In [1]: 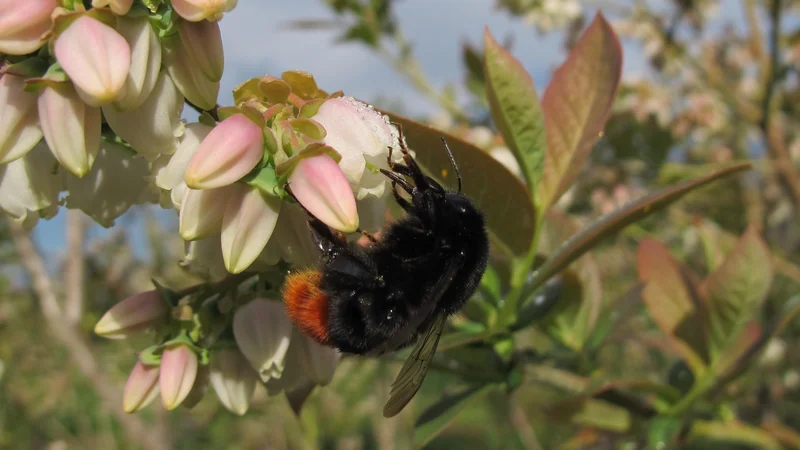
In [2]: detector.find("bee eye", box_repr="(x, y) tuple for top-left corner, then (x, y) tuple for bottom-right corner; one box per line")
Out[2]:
(459, 206), (467, 214)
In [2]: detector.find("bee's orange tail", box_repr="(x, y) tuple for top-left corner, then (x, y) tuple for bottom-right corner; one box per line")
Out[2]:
(282, 270), (332, 346)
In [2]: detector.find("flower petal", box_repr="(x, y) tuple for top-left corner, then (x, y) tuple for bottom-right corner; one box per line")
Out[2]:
(54, 15), (131, 106)
(313, 97), (400, 199)
(154, 122), (212, 191)
(38, 83), (101, 177)
(94, 289), (168, 339)
(171, 0), (234, 21)
(112, 16), (162, 111)
(177, 19), (223, 82)
(0, 74), (42, 164)
(159, 344), (198, 410)
(179, 185), (235, 241)
(0, 0), (56, 55)
(221, 186), (281, 274)
(103, 71), (184, 160)
(210, 349), (257, 415)
(184, 114), (263, 189)
(289, 154), (358, 232)
(64, 141), (151, 227)
(0, 141), (61, 228)
(233, 299), (292, 382)
(123, 361), (160, 413)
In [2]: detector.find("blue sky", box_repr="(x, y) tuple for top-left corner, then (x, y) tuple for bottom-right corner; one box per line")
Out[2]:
(34, 0), (744, 257)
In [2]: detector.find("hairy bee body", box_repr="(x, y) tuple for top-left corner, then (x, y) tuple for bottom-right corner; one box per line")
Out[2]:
(283, 138), (489, 415)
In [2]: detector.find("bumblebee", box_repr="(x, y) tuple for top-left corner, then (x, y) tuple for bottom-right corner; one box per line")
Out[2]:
(283, 137), (489, 417)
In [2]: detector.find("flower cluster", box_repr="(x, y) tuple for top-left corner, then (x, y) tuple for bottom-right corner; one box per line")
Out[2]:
(1, 1), (406, 416)
(0, 0), (232, 227)
(95, 289), (338, 414)
(157, 75), (402, 276)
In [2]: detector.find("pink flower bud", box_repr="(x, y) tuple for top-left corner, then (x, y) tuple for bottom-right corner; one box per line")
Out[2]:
(177, 19), (223, 82)
(38, 83), (101, 177)
(159, 343), (198, 410)
(123, 361), (160, 413)
(94, 289), (168, 339)
(91, 0), (134, 15)
(54, 16), (131, 107)
(209, 349), (257, 415)
(0, 74), (42, 164)
(289, 155), (359, 233)
(184, 114), (263, 189)
(221, 186), (281, 274)
(233, 299), (292, 382)
(171, 0), (236, 22)
(179, 185), (236, 241)
(0, 0), (56, 55)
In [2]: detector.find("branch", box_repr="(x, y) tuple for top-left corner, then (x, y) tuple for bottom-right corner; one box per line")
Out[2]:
(65, 209), (85, 325)
(9, 220), (172, 450)
(760, 0), (782, 132)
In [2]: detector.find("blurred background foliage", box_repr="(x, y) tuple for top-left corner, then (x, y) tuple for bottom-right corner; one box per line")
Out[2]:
(4, 0), (800, 449)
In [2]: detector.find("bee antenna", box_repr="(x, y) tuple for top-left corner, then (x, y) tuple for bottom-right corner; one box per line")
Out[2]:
(440, 137), (462, 193)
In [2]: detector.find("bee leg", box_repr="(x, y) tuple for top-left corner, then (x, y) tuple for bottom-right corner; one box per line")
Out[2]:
(397, 136), (430, 190)
(391, 182), (412, 211)
(308, 217), (349, 258)
(380, 169), (416, 195)
(357, 228), (378, 244)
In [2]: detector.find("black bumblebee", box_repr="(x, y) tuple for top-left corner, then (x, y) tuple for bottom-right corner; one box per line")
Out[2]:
(283, 136), (489, 417)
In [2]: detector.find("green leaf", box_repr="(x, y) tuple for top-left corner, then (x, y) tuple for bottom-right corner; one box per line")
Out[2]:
(483, 28), (546, 199)
(526, 163), (751, 295)
(378, 111), (536, 257)
(539, 13), (623, 212)
(548, 398), (631, 432)
(538, 213), (603, 351)
(712, 299), (800, 391)
(638, 239), (709, 373)
(689, 420), (782, 450)
(703, 226), (773, 361)
(414, 384), (496, 447)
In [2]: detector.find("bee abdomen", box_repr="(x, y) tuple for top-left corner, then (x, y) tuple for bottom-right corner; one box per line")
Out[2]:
(282, 269), (332, 346)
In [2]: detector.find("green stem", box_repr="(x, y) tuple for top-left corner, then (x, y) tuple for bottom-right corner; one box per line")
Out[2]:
(496, 215), (544, 328)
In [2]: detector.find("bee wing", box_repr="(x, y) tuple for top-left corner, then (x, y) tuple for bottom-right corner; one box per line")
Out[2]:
(382, 313), (447, 418)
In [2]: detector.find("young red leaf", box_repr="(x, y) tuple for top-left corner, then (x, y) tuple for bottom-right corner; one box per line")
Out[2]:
(483, 28), (547, 198)
(703, 226), (773, 360)
(638, 239), (708, 373)
(539, 13), (623, 212)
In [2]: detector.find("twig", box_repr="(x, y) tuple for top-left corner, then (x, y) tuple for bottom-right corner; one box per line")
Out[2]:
(756, 0), (800, 208)
(376, 31), (470, 122)
(760, 0), (782, 132)
(509, 402), (544, 450)
(65, 209), (85, 325)
(185, 100), (220, 122)
(9, 220), (172, 450)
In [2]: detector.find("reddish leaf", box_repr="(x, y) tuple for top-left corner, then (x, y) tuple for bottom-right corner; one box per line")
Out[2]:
(539, 13), (623, 211)
(638, 239), (709, 373)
